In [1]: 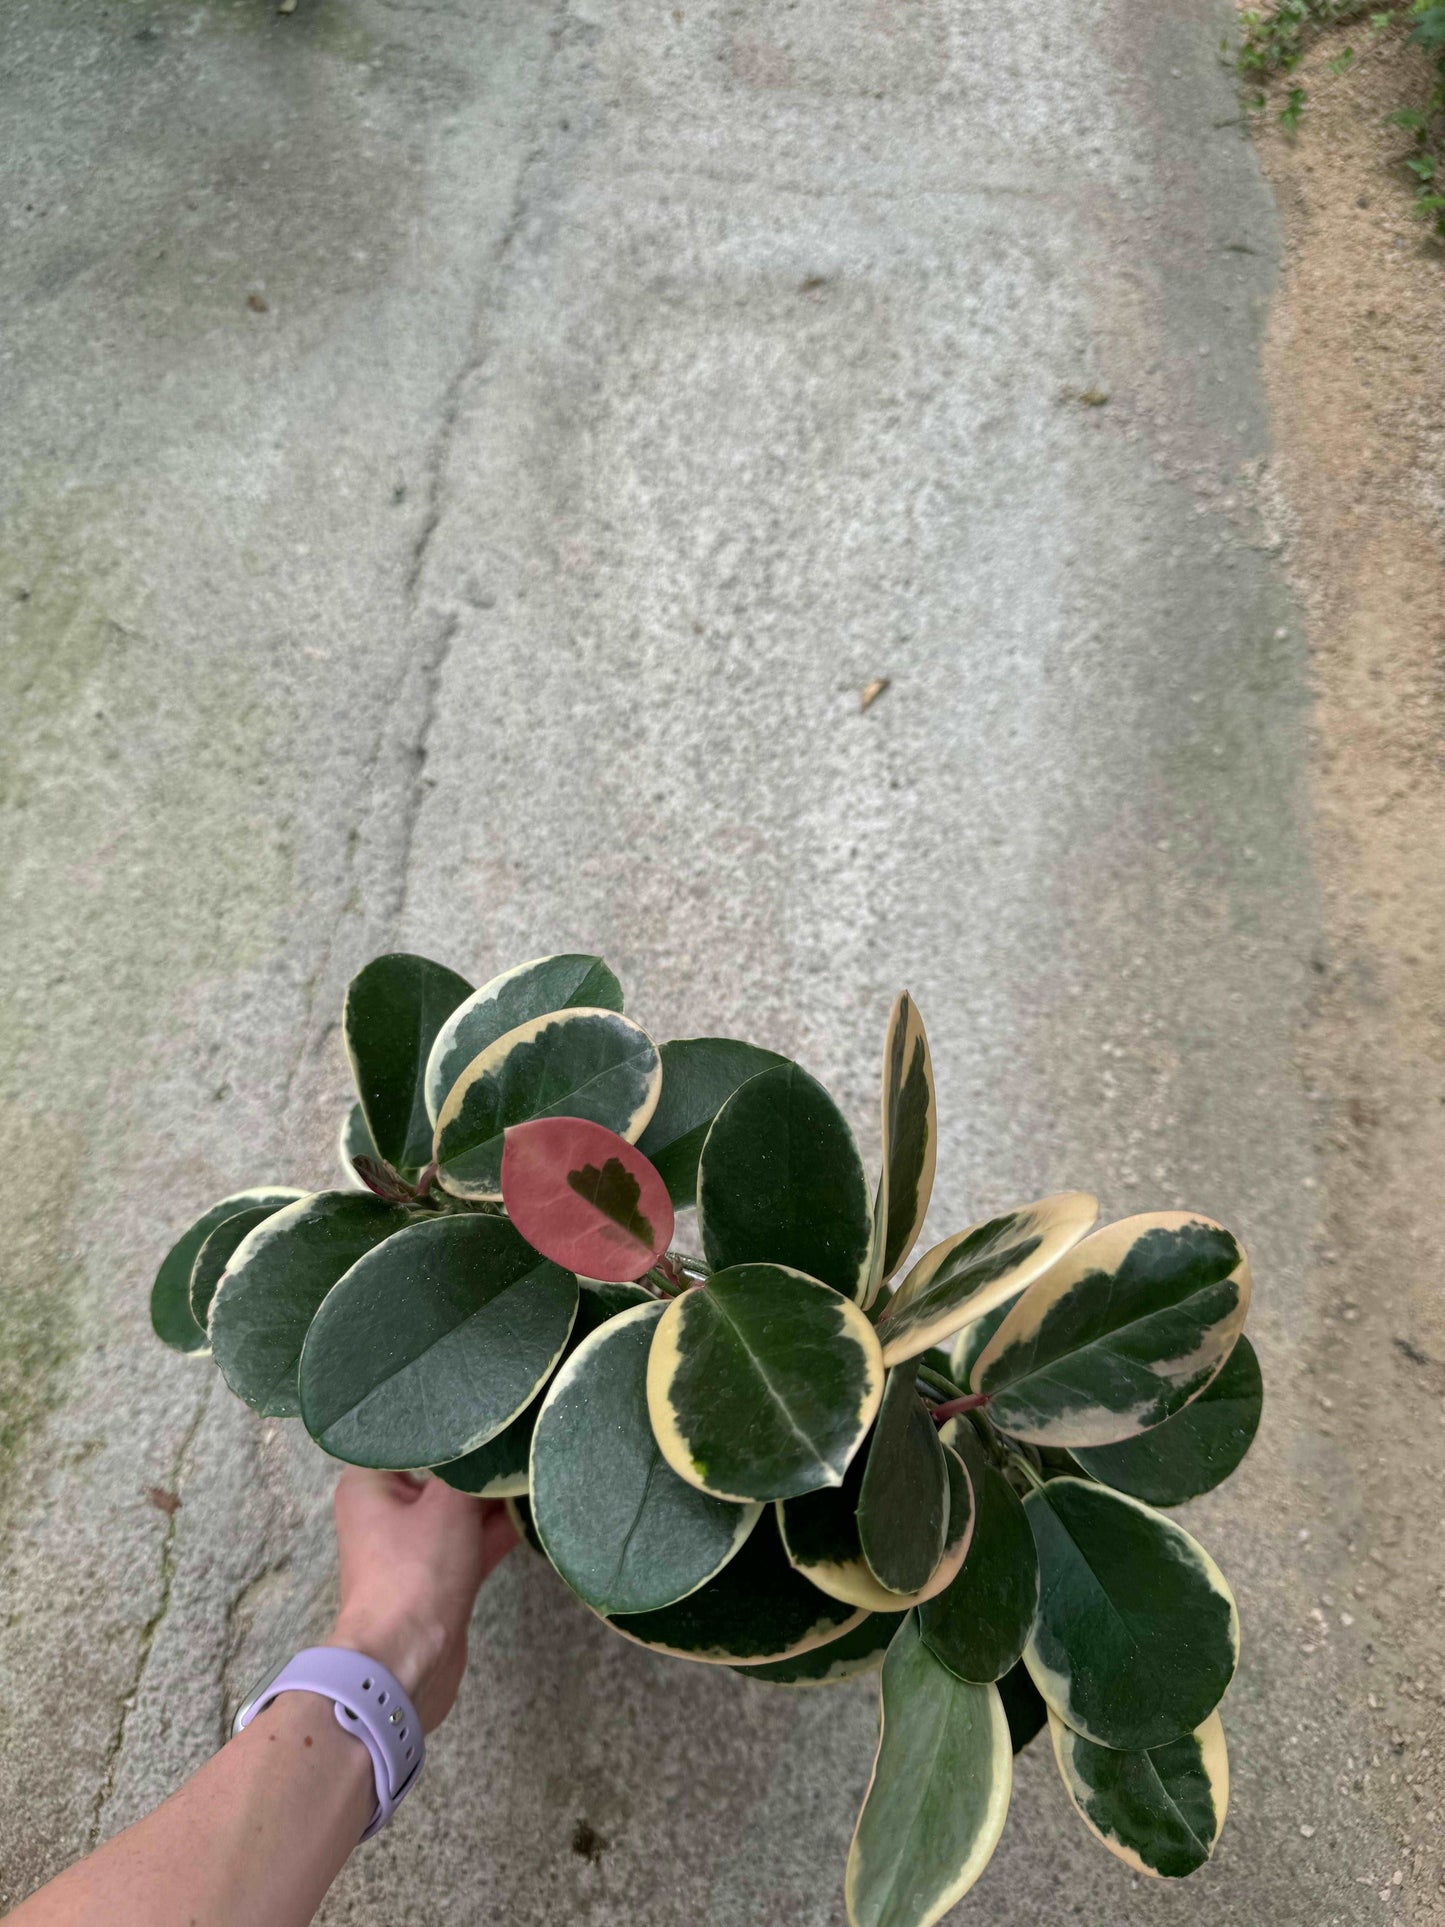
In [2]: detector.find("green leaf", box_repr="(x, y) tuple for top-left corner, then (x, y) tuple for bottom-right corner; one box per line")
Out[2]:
(151, 1188), (305, 1354)
(635, 1038), (786, 1206)
(209, 1193), (411, 1413)
(607, 1508), (867, 1665)
(338, 1102), (379, 1189)
(530, 1301), (760, 1614)
(189, 1204), (289, 1333)
(1023, 1478), (1239, 1750)
(422, 954), (623, 1124)
(918, 1417), (1039, 1684)
(1071, 1335), (1263, 1505)
(647, 1263), (883, 1502)
(998, 1661), (1048, 1754)
(857, 1366), (949, 1593)
(1050, 1709), (1229, 1878)
(343, 953), (473, 1177)
(948, 1300), (1011, 1386)
(696, 1061), (873, 1301)
(505, 1492), (545, 1557)
(735, 1610), (906, 1686)
(972, 1213), (1252, 1447)
(877, 992), (937, 1284)
(299, 1214), (578, 1467)
(778, 1441), (972, 1614)
(845, 1615), (1012, 1927)
(434, 1281), (651, 1497)
(434, 1008), (662, 1202)
(878, 1192), (1097, 1367)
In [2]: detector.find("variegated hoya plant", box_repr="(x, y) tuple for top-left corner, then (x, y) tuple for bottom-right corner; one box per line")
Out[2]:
(152, 952), (1262, 1925)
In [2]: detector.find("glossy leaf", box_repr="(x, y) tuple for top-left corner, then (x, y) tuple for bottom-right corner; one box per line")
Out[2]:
(635, 1037), (787, 1206)
(696, 1061), (873, 1301)
(423, 954), (623, 1124)
(876, 992), (937, 1285)
(998, 1661), (1048, 1755)
(949, 1299), (1011, 1387)
(434, 1282), (650, 1497)
(500, 1117), (673, 1282)
(530, 1302), (760, 1614)
(845, 1615), (1012, 1927)
(1050, 1709), (1229, 1878)
(737, 1611), (906, 1686)
(338, 1103), (379, 1190)
(973, 1213), (1253, 1447)
(343, 953), (472, 1177)
(189, 1204), (286, 1332)
(150, 1188), (306, 1355)
(434, 1008), (662, 1202)
(209, 1193), (411, 1414)
(647, 1263), (883, 1502)
(606, 1508), (867, 1665)
(857, 1366), (949, 1594)
(779, 1443), (972, 1614)
(878, 1192), (1097, 1367)
(299, 1214), (578, 1467)
(918, 1417), (1038, 1684)
(1023, 1478), (1239, 1750)
(1072, 1335), (1263, 1505)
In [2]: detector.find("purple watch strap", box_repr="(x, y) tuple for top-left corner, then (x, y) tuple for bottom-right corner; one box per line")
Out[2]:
(234, 1646), (424, 1839)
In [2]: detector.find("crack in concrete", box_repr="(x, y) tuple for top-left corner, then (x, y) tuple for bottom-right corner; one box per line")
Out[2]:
(87, 1381), (213, 1849)
(216, 1554), (292, 1748)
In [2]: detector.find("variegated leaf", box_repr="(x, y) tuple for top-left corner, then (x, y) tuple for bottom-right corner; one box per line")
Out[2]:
(434, 1007), (662, 1202)
(972, 1213), (1252, 1448)
(778, 1443), (973, 1614)
(872, 992), (937, 1293)
(189, 1202), (297, 1333)
(500, 1116), (673, 1282)
(647, 1263), (883, 1503)
(1072, 1334), (1262, 1505)
(1023, 1478), (1239, 1751)
(1050, 1709), (1229, 1878)
(877, 1192), (1097, 1367)
(208, 1192), (412, 1413)
(530, 1302), (760, 1615)
(150, 1188), (306, 1355)
(736, 1610), (906, 1686)
(845, 1614), (1012, 1927)
(422, 953), (623, 1124)
(605, 1508), (867, 1665)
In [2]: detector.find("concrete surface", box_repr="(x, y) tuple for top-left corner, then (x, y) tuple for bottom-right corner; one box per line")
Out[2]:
(0, 0), (1399, 1919)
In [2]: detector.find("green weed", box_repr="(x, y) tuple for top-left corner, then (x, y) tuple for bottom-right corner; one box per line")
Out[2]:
(1233, 0), (1445, 235)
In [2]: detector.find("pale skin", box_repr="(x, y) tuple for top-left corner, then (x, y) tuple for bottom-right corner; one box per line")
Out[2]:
(7, 1470), (516, 1927)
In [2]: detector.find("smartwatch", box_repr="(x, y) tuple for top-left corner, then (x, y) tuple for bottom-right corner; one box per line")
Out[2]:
(232, 1646), (424, 1839)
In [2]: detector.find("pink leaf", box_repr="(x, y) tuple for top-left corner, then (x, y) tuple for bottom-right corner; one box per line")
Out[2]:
(501, 1117), (674, 1282)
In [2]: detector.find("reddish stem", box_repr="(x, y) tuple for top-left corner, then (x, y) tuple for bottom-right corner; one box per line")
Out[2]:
(929, 1393), (991, 1426)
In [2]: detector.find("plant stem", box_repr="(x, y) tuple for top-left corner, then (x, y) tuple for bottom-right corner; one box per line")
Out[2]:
(915, 1361), (965, 1402)
(928, 1392), (992, 1427)
(1005, 1448), (1045, 1491)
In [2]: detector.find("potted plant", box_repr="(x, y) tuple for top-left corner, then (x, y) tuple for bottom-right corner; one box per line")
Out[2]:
(152, 951), (1261, 1925)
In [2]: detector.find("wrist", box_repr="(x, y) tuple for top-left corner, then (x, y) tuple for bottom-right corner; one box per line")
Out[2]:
(325, 1608), (447, 1703)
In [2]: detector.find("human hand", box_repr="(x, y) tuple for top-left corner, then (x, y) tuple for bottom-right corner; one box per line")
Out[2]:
(326, 1470), (517, 1733)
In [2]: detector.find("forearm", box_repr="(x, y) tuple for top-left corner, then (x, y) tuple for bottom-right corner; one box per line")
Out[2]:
(9, 1691), (374, 1927)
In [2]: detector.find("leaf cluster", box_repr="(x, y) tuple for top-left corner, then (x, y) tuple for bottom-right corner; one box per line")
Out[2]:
(152, 952), (1262, 1923)
(1234, 0), (1445, 232)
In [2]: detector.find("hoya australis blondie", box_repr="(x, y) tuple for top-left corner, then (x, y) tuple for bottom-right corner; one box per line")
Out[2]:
(153, 951), (1260, 1924)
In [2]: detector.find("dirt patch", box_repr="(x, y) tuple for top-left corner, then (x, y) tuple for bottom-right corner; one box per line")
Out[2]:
(1247, 19), (1445, 1919)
